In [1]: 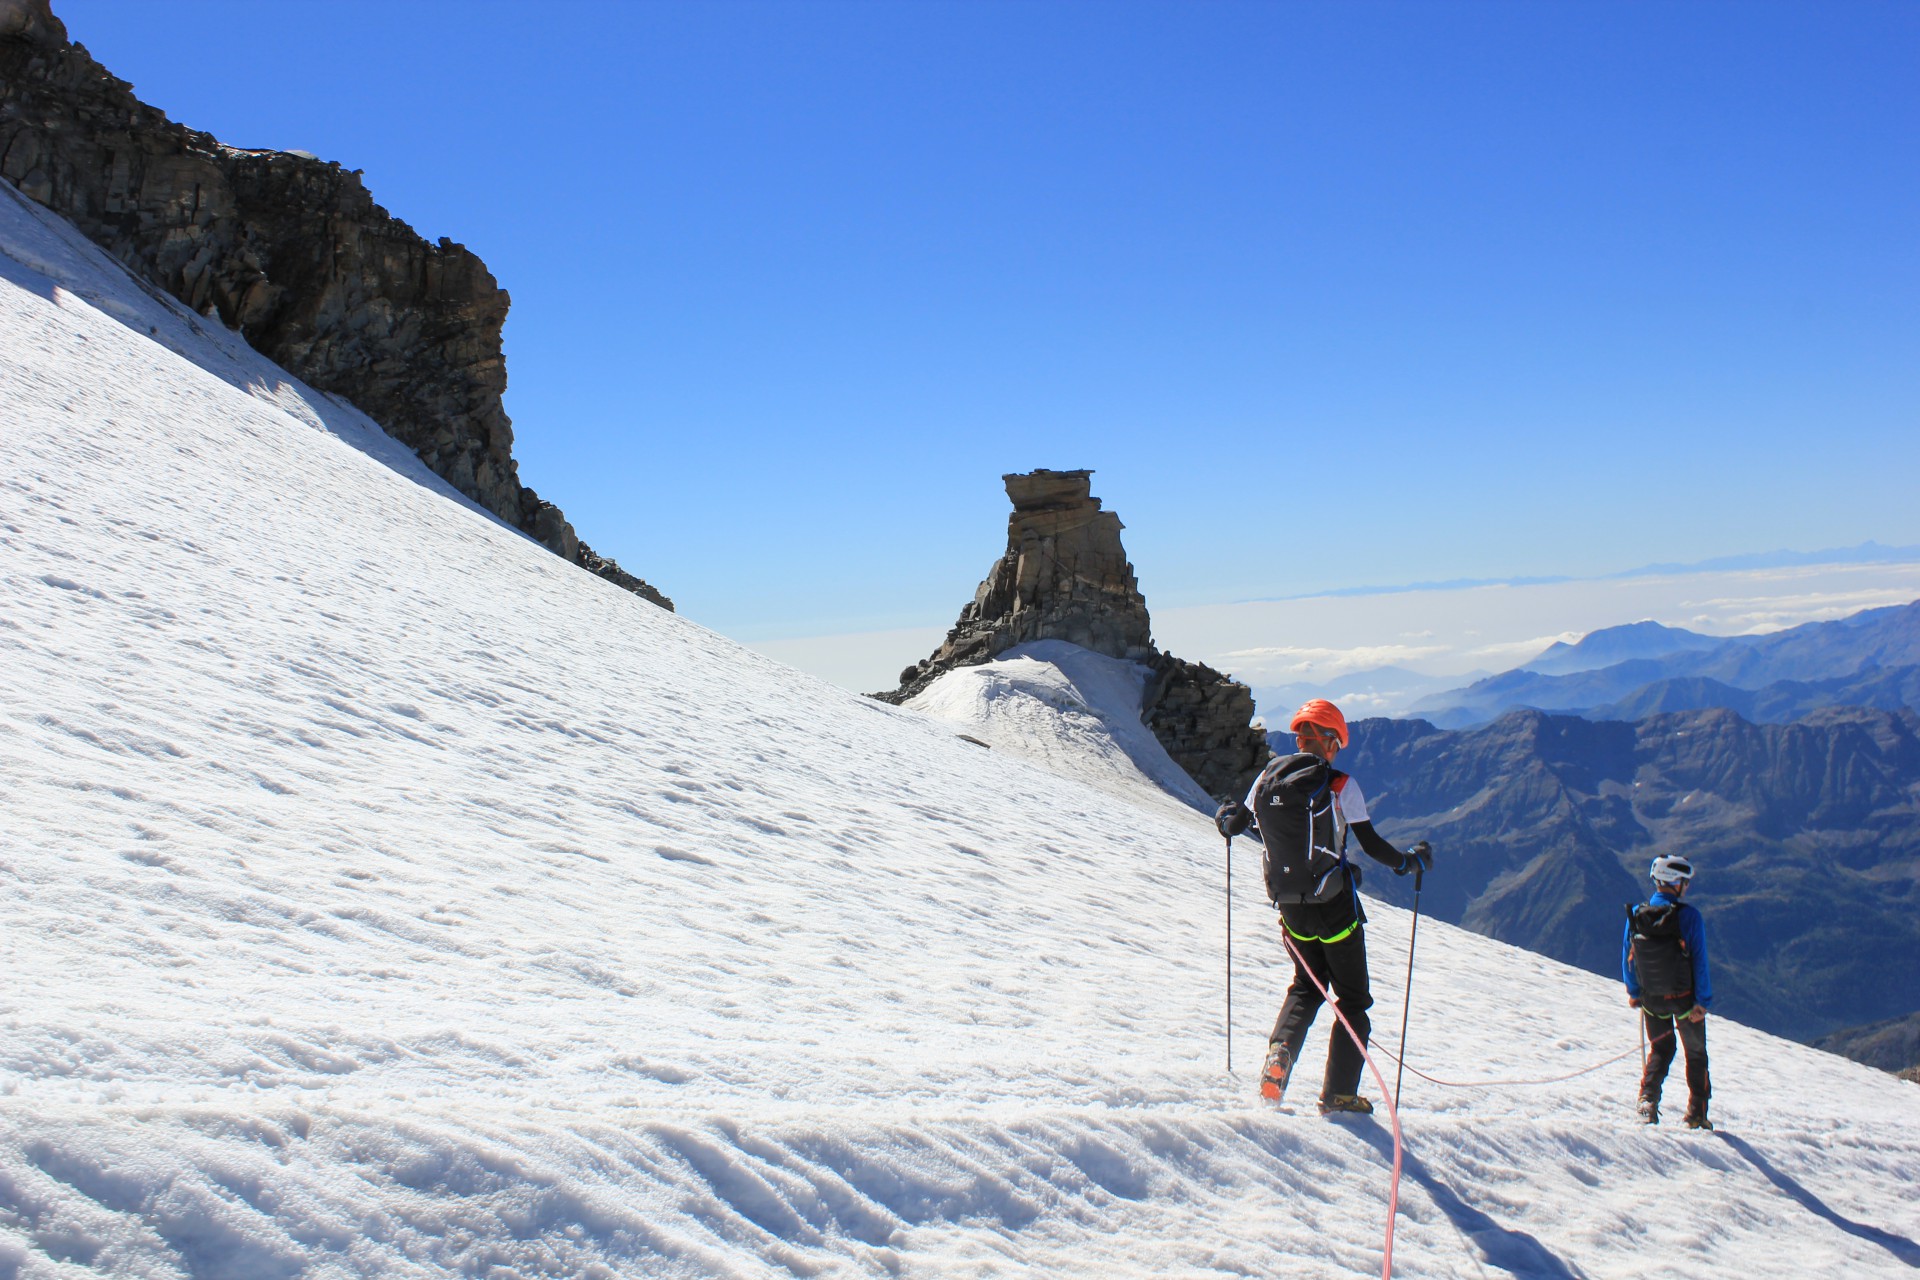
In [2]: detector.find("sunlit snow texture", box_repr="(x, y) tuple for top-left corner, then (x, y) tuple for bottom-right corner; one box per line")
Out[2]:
(3, 181), (1918, 1279)
(904, 640), (1215, 815)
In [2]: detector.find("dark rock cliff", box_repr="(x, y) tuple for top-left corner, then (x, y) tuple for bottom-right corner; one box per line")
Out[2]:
(0, 1), (670, 608)
(879, 469), (1268, 803)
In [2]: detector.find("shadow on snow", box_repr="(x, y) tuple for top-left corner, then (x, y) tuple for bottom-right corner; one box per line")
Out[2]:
(1713, 1131), (1920, 1270)
(1343, 1117), (1589, 1280)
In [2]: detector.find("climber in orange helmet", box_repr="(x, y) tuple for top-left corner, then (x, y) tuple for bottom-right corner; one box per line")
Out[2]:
(1215, 699), (1433, 1114)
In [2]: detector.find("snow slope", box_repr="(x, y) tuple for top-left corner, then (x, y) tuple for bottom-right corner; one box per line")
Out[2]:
(2, 181), (1918, 1279)
(904, 640), (1215, 816)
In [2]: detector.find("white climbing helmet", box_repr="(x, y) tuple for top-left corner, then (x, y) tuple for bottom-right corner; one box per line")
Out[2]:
(1649, 854), (1695, 887)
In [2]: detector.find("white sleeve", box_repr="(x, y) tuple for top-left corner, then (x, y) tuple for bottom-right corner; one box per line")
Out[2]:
(1243, 757), (1274, 809)
(1336, 776), (1370, 825)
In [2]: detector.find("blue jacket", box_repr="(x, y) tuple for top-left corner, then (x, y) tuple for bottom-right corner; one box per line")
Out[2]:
(1621, 891), (1712, 1009)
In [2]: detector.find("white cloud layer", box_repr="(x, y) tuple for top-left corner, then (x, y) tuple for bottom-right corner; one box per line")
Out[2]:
(755, 562), (1920, 696)
(1212, 643), (1451, 679)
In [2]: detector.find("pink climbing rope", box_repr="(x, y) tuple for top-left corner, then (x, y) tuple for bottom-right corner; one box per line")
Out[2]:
(1280, 929), (1405, 1280)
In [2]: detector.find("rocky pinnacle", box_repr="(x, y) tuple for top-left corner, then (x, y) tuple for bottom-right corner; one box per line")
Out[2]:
(881, 469), (1268, 802)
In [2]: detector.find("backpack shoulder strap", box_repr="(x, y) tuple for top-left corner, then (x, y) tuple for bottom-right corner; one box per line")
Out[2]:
(1327, 769), (1351, 853)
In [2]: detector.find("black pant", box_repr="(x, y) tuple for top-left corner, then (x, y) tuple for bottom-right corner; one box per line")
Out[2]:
(1271, 924), (1374, 1100)
(1640, 1010), (1710, 1114)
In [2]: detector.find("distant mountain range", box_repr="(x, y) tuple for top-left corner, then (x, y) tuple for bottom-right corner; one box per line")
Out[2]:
(1414, 599), (1920, 728)
(1814, 1011), (1920, 1075)
(1519, 619), (1725, 677)
(1334, 705), (1920, 1044)
(1585, 665), (1920, 725)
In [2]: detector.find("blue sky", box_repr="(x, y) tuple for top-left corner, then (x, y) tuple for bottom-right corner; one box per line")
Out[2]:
(60, 0), (1920, 644)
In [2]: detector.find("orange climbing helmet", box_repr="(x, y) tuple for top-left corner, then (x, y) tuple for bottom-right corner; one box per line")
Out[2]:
(1289, 699), (1350, 749)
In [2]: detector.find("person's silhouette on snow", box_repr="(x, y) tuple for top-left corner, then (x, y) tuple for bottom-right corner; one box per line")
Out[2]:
(1216, 699), (1432, 1115)
(1625, 854), (1714, 1129)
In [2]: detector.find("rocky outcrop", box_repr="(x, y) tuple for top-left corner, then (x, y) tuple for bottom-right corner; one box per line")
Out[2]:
(889, 469), (1154, 693)
(1141, 652), (1271, 805)
(0, 3), (670, 609)
(880, 469), (1267, 802)
(0, 0), (63, 43)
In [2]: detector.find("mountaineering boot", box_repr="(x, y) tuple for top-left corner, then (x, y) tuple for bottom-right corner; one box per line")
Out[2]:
(1683, 1104), (1712, 1131)
(1638, 1096), (1659, 1125)
(1318, 1094), (1374, 1115)
(1258, 1042), (1293, 1103)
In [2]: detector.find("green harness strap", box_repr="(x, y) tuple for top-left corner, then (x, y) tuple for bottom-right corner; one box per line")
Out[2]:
(1282, 917), (1359, 945)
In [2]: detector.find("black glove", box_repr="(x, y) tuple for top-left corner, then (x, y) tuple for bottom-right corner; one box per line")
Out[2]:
(1215, 800), (1251, 837)
(1396, 840), (1432, 876)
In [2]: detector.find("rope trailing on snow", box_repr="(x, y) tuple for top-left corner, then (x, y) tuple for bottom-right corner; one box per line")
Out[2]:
(1377, 1010), (1674, 1092)
(1370, 1039), (1643, 1090)
(1280, 929), (1405, 1280)
(1265, 879), (1678, 1274)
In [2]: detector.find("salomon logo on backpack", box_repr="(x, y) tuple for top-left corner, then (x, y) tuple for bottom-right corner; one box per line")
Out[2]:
(1251, 752), (1349, 906)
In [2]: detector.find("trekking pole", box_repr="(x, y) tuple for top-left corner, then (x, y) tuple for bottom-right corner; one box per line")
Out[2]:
(1223, 834), (1233, 1075)
(1392, 865), (1424, 1109)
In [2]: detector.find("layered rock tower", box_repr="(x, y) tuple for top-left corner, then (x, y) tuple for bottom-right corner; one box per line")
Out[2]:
(881, 469), (1268, 802)
(0, 1), (669, 607)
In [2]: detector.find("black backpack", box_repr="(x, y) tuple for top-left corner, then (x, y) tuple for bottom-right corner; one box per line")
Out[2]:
(1626, 901), (1694, 1016)
(1252, 752), (1350, 906)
